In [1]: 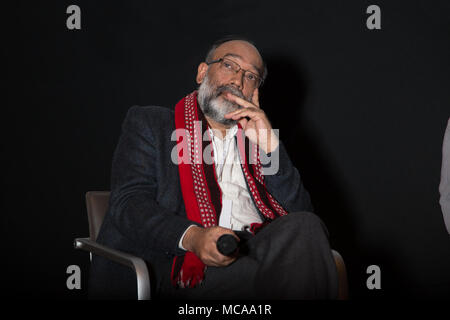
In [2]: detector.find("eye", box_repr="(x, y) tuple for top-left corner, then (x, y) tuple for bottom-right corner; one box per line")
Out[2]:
(246, 73), (257, 81)
(223, 61), (233, 69)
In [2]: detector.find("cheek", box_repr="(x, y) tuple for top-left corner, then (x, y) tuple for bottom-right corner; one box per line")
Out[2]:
(244, 89), (254, 101)
(208, 70), (226, 85)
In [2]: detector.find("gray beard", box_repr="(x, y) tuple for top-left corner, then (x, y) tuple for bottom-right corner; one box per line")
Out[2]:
(197, 74), (251, 126)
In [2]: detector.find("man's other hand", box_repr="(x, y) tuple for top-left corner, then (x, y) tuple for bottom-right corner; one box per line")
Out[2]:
(182, 226), (239, 267)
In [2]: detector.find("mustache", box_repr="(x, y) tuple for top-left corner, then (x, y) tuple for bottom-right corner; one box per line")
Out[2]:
(214, 85), (247, 101)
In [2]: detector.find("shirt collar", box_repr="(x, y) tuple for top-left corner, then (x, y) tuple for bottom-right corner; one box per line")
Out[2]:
(208, 124), (238, 141)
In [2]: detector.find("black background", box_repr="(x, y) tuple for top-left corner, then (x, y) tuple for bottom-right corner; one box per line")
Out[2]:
(3, 0), (450, 299)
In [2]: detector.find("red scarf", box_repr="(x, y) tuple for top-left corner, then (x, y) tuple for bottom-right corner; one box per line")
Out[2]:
(171, 91), (288, 288)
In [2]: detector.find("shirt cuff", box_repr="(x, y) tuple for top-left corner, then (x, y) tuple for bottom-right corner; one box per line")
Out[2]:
(178, 224), (198, 251)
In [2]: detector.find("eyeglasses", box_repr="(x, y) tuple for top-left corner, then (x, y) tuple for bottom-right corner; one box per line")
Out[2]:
(206, 57), (263, 88)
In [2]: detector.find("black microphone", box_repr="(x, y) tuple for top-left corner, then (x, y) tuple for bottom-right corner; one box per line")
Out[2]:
(216, 234), (239, 256)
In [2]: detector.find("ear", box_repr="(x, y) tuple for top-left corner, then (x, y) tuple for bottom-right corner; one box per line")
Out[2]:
(196, 62), (208, 84)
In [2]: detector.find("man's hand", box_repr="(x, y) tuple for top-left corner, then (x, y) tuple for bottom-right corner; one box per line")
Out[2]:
(182, 226), (239, 267)
(224, 88), (279, 154)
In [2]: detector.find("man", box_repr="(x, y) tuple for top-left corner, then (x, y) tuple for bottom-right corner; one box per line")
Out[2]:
(89, 37), (338, 299)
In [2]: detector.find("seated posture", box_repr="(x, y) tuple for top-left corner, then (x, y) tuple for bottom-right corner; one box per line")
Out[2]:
(89, 37), (339, 299)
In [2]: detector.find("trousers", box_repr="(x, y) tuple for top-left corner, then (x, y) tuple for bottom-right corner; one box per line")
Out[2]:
(154, 211), (339, 300)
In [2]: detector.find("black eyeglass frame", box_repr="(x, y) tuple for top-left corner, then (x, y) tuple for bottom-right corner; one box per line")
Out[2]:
(206, 57), (264, 88)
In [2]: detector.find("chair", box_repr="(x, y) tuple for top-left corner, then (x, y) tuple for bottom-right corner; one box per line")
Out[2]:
(74, 191), (151, 300)
(75, 191), (348, 300)
(333, 249), (349, 300)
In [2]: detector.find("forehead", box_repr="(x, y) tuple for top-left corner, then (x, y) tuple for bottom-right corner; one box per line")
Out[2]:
(212, 40), (264, 74)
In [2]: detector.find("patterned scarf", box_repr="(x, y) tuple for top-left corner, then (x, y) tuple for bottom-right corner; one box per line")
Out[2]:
(171, 91), (288, 288)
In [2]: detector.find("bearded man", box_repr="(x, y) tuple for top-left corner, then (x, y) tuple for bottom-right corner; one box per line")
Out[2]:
(89, 37), (339, 299)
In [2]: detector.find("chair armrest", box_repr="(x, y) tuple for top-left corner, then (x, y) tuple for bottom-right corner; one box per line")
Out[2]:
(74, 237), (151, 300)
(331, 249), (348, 300)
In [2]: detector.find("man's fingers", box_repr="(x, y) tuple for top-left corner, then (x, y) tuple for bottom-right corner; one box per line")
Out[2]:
(199, 227), (239, 267)
(221, 256), (236, 266)
(215, 253), (236, 266)
(225, 93), (254, 109)
(252, 88), (260, 108)
(224, 104), (261, 117)
(206, 248), (236, 267)
(225, 108), (261, 121)
(207, 257), (235, 267)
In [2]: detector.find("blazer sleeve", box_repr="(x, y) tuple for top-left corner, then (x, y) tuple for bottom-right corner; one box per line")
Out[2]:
(439, 118), (450, 234)
(108, 106), (197, 258)
(261, 140), (314, 213)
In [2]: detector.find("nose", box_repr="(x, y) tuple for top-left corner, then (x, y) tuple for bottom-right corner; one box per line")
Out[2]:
(229, 70), (245, 90)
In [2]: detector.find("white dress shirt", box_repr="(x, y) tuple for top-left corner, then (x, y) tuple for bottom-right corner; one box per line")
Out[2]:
(178, 125), (262, 250)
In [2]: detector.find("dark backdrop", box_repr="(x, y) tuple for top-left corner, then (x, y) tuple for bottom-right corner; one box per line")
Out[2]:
(3, 0), (450, 299)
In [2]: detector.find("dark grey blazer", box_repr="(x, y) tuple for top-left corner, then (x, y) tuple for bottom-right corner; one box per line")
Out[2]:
(89, 105), (313, 299)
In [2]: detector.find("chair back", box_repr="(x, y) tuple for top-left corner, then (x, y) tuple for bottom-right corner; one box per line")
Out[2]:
(86, 191), (111, 240)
